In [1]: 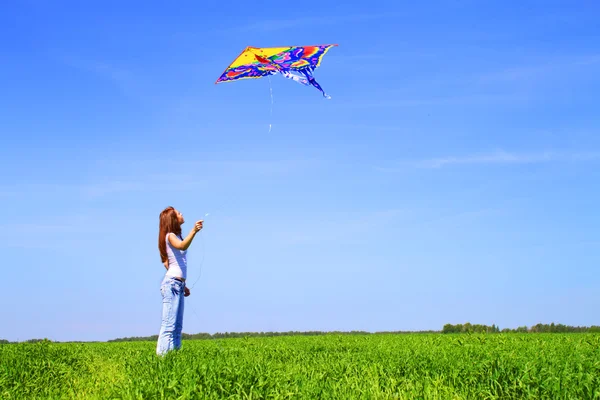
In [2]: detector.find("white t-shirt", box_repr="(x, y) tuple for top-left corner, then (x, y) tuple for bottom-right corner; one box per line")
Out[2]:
(164, 233), (187, 280)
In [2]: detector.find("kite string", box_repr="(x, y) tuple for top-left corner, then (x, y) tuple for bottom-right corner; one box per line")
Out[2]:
(184, 217), (225, 353)
(189, 212), (209, 290)
(187, 296), (225, 353)
(188, 230), (204, 290)
(268, 75), (274, 132)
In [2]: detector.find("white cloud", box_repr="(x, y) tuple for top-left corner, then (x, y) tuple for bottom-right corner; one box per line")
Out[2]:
(372, 150), (600, 172)
(0, 158), (323, 199)
(476, 54), (600, 84)
(417, 150), (600, 169)
(217, 12), (399, 33)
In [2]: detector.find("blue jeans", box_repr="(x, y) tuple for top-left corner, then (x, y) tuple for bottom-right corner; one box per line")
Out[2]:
(156, 276), (185, 355)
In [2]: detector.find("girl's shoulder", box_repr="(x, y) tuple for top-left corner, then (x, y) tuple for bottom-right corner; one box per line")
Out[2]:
(166, 232), (183, 242)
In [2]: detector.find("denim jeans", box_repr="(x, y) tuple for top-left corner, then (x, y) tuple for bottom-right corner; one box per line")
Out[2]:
(156, 276), (185, 355)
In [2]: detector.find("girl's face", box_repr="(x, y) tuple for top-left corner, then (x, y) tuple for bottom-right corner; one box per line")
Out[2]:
(175, 209), (184, 225)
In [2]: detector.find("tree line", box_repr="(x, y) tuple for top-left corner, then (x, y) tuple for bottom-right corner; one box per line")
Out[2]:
(107, 330), (384, 342)
(106, 323), (600, 342)
(2, 323), (598, 343)
(442, 322), (600, 334)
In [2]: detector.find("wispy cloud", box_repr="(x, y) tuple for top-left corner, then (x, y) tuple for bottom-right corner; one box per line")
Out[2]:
(419, 207), (502, 228)
(477, 54), (600, 84)
(0, 217), (107, 249)
(376, 150), (600, 171)
(59, 55), (137, 94)
(0, 190), (18, 198)
(225, 207), (412, 246)
(74, 159), (321, 198)
(335, 93), (531, 109)
(241, 12), (395, 32)
(205, 12), (401, 36)
(79, 171), (211, 198)
(0, 158), (323, 199)
(54, 54), (166, 104)
(418, 150), (600, 169)
(80, 179), (185, 198)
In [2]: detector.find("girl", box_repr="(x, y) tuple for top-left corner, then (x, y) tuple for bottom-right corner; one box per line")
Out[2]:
(156, 206), (203, 355)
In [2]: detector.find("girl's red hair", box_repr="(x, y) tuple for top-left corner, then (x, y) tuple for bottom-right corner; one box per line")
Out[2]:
(158, 206), (182, 263)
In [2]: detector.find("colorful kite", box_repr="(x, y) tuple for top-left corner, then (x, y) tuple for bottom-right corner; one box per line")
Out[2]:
(215, 44), (337, 98)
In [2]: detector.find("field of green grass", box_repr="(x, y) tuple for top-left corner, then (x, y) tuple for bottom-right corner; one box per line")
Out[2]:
(2, 333), (599, 399)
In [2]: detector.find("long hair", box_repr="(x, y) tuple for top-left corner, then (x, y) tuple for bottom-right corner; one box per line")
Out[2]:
(158, 206), (182, 263)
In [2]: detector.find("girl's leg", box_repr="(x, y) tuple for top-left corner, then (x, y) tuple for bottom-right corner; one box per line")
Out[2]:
(174, 285), (185, 350)
(156, 278), (183, 355)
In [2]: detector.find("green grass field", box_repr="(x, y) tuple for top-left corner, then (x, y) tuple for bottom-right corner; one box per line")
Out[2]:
(2, 333), (599, 399)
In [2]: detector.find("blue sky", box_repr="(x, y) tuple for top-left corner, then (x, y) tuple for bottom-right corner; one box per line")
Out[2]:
(2, 0), (599, 342)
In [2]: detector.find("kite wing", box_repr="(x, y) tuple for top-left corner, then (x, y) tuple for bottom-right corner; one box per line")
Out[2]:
(215, 44), (337, 98)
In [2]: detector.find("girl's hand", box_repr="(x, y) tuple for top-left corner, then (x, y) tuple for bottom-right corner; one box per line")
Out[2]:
(193, 220), (203, 232)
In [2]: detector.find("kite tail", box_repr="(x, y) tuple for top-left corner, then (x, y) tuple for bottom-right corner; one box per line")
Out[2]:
(302, 70), (331, 99)
(280, 69), (331, 99)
